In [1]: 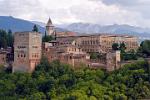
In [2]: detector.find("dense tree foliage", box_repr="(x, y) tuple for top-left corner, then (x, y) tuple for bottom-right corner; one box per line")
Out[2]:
(119, 42), (126, 52)
(138, 40), (150, 57)
(42, 32), (54, 42)
(112, 42), (126, 51)
(0, 57), (150, 99)
(90, 53), (105, 60)
(112, 43), (119, 50)
(42, 35), (54, 42)
(0, 29), (8, 49)
(112, 42), (138, 61)
(0, 29), (14, 49)
(122, 49), (138, 61)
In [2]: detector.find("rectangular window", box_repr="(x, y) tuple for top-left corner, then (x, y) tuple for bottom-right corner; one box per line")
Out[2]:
(18, 46), (26, 49)
(32, 46), (38, 48)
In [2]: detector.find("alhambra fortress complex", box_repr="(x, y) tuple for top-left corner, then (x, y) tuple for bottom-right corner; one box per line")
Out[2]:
(0, 18), (139, 73)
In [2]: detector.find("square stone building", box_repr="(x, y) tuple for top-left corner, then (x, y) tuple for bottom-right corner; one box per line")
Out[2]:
(13, 32), (42, 73)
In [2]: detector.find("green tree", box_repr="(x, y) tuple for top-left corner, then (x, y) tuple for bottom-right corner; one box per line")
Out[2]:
(123, 50), (137, 61)
(119, 42), (126, 52)
(42, 35), (53, 42)
(90, 53), (98, 59)
(0, 29), (7, 49)
(32, 25), (39, 32)
(0, 55), (150, 99)
(112, 43), (119, 50)
(7, 29), (13, 47)
(139, 40), (150, 57)
(28, 92), (46, 100)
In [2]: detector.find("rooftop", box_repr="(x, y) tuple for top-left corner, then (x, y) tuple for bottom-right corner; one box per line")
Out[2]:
(57, 33), (136, 38)
(46, 17), (53, 26)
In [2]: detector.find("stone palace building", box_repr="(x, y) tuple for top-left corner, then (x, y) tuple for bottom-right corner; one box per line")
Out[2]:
(13, 32), (42, 73)
(0, 18), (139, 73)
(56, 34), (138, 53)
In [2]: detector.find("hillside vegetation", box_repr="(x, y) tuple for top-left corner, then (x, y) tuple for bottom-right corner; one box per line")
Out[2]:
(0, 57), (150, 100)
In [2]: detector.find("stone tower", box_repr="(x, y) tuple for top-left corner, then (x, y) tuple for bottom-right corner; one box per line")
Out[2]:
(13, 32), (42, 73)
(106, 51), (121, 71)
(46, 18), (55, 36)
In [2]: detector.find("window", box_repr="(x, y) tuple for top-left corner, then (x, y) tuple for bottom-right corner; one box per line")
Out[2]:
(32, 46), (38, 48)
(18, 46), (26, 49)
(19, 34), (25, 36)
(93, 41), (95, 45)
(70, 56), (72, 59)
(2, 57), (5, 61)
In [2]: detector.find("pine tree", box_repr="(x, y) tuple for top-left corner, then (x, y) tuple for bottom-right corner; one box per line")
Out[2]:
(7, 29), (13, 47)
(32, 25), (39, 32)
(0, 30), (7, 49)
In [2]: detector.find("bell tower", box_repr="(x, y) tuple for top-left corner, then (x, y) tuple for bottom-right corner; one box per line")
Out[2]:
(46, 17), (55, 36)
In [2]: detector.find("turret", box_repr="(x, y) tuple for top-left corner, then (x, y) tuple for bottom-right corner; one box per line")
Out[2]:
(46, 17), (55, 36)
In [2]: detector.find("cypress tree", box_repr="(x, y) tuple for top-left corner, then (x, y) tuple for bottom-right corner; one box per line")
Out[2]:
(32, 25), (39, 32)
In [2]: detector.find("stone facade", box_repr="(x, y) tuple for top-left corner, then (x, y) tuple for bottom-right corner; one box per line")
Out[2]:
(106, 51), (121, 71)
(0, 48), (14, 67)
(88, 51), (121, 71)
(56, 32), (76, 37)
(54, 34), (138, 71)
(0, 50), (7, 65)
(43, 42), (90, 68)
(57, 34), (139, 53)
(99, 35), (138, 52)
(13, 32), (42, 73)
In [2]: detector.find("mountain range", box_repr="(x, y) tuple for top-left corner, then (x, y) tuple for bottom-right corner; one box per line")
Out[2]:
(0, 16), (150, 41)
(64, 23), (150, 41)
(0, 16), (66, 33)
(0, 16), (45, 33)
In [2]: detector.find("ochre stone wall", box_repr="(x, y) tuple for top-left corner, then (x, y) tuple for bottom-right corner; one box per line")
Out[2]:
(13, 32), (42, 73)
(0, 52), (7, 65)
(43, 42), (89, 68)
(57, 34), (139, 53)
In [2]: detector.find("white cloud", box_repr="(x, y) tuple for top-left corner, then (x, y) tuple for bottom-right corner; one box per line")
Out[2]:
(0, 0), (150, 27)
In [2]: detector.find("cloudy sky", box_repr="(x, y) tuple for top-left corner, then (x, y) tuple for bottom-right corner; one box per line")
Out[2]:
(0, 0), (150, 27)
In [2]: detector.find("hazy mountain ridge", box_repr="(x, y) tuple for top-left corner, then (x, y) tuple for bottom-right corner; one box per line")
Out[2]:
(0, 16), (67, 33)
(31, 21), (68, 32)
(0, 16), (150, 41)
(0, 16), (45, 33)
(65, 23), (150, 34)
(31, 21), (45, 27)
(62, 23), (150, 41)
